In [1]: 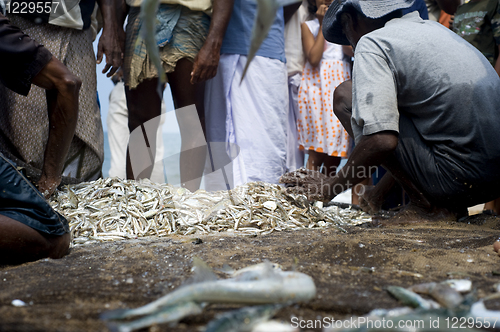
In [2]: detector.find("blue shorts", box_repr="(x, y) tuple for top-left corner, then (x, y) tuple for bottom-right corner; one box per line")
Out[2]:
(0, 153), (69, 236)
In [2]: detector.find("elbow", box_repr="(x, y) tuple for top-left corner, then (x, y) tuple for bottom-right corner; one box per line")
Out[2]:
(309, 58), (321, 68)
(368, 132), (399, 155)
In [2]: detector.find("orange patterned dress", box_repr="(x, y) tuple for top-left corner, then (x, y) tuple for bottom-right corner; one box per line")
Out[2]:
(297, 18), (351, 157)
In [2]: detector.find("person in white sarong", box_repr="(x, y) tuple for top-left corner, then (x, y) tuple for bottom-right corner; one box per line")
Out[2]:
(203, 0), (289, 191)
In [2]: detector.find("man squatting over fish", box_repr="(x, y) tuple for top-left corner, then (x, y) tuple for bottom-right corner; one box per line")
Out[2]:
(281, 0), (500, 224)
(0, 12), (81, 265)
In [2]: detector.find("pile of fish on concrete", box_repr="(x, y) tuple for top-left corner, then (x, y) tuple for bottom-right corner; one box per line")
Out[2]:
(324, 279), (500, 331)
(101, 258), (314, 332)
(49, 178), (370, 246)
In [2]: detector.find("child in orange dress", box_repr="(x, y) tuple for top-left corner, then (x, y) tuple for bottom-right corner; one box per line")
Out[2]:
(297, 0), (352, 177)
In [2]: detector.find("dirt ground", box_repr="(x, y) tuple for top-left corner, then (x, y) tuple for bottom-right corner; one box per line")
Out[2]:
(2, 215), (500, 332)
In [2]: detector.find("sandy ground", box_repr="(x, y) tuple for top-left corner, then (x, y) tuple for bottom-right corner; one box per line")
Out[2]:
(2, 214), (500, 332)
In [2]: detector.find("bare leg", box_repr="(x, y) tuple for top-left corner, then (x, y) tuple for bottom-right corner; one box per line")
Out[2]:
(306, 150), (325, 172)
(31, 56), (81, 197)
(323, 155), (341, 177)
(125, 79), (163, 180)
(167, 58), (206, 192)
(0, 215), (70, 265)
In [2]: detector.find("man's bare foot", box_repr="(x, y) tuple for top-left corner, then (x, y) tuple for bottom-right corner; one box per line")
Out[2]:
(372, 203), (457, 226)
(358, 185), (384, 214)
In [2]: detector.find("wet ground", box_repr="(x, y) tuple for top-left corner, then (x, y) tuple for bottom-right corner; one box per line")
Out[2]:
(2, 215), (500, 332)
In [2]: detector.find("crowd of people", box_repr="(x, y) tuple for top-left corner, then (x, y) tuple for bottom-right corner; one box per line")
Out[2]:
(1, 0), (500, 264)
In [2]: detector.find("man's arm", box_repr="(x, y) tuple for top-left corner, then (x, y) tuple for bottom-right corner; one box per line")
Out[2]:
(190, 0), (234, 84)
(495, 45), (500, 77)
(280, 132), (398, 201)
(436, 0), (460, 15)
(31, 57), (81, 198)
(96, 0), (126, 77)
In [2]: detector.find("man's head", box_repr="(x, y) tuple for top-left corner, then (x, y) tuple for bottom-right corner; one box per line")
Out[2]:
(322, 0), (415, 49)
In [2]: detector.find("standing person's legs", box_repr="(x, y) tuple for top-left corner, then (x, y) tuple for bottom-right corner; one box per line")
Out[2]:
(306, 150), (326, 172)
(168, 58), (207, 191)
(107, 82), (129, 179)
(229, 56), (288, 185)
(125, 78), (163, 180)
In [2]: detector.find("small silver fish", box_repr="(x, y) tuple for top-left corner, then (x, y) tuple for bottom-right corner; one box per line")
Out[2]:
(204, 304), (281, 332)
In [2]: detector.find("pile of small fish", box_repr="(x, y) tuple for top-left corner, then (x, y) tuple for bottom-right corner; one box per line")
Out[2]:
(49, 177), (370, 246)
(101, 258), (316, 332)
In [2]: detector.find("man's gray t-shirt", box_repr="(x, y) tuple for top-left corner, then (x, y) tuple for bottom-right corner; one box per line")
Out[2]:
(351, 12), (500, 205)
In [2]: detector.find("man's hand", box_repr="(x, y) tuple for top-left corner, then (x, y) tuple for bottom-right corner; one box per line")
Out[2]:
(37, 173), (61, 199)
(190, 42), (220, 84)
(280, 167), (336, 202)
(97, 26), (125, 77)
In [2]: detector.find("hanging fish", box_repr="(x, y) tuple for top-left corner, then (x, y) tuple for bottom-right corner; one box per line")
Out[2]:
(139, 0), (166, 95)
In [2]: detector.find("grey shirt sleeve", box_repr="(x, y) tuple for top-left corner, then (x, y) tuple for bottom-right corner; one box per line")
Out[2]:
(351, 43), (400, 144)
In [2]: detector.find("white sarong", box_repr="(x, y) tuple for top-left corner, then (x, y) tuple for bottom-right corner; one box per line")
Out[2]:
(286, 73), (305, 171)
(204, 54), (288, 191)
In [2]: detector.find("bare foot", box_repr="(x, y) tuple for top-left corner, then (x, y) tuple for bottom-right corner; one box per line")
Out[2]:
(372, 203), (457, 226)
(358, 185), (384, 214)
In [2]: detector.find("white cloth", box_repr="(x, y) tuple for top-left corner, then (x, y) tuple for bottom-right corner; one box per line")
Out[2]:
(204, 54), (288, 191)
(284, 0), (308, 76)
(106, 81), (166, 182)
(286, 73), (304, 171)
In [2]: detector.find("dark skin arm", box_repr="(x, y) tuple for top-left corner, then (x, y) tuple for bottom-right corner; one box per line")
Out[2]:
(301, 4), (328, 68)
(495, 45), (500, 77)
(31, 56), (81, 198)
(281, 132), (398, 201)
(190, 0), (234, 84)
(437, 0), (460, 15)
(96, 0), (126, 77)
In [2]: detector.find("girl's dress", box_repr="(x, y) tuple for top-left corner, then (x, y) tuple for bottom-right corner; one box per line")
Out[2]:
(297, 18), (351, 157)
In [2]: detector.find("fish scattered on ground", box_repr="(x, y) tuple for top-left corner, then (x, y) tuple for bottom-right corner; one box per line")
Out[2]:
(386, 286), (439, 310)
(204, 304), (282, 332)
(408, 282), (463, 308)
(101, 258), (316, 332)
(107, 301), (205, 332)
(49, 178), (370, 246)
(102, 258), (316, 321)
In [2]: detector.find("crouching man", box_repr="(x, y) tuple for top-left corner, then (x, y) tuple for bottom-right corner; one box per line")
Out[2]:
(0, 13), (79, 264)
(281, 0), (500, 224)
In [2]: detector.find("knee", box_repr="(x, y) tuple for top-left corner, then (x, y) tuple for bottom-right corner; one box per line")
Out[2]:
(333, 80), (352, 118)
(57, 73), (82, 96)
(47, 232), (71, 259)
